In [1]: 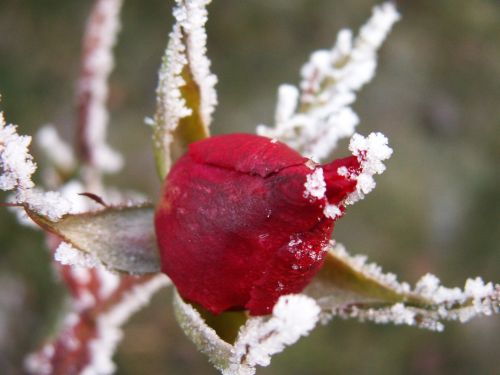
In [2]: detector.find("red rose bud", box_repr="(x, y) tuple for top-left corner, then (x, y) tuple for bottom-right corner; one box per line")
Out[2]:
(155, 133), (387, 316)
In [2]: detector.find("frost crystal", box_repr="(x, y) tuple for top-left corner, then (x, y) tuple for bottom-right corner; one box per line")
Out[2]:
(54, 242), (100, 268)
(345, 132), (393, 204)
(0, 113), (36, 191)
(258, 2), (400, 161)
(323, 203), (342, 219)
(303, 168), (326, 200)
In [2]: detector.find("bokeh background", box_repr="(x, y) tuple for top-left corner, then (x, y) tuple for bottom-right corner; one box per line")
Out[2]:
(0, 0), (499, 374)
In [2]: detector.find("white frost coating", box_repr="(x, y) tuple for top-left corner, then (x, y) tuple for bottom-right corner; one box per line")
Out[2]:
(154, 0), (217, 171)
(0, 112), (36, 191)
(80, 275), (170, 375)
(228, 295), (320, 374)
(258, 2), (400, 161)
(54, 242), (100, 268)
(78, 0), (124, 173)
(19, 189), (75, 221)
(344, 132), (393, 204)
(323, 203), (342, 219)
(303, 168), (326, 200)
(36, 125), (76, 173)
(331, 243), (411, 294)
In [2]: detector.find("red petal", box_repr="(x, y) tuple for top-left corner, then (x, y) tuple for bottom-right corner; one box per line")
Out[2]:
(189, 133), (307, 177)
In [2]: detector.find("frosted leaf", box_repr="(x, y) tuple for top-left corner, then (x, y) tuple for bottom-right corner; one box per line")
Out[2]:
(76, 0), (124, 174)
(257, 2), (400, 161)
(174, 292), (320, 375)
(228, 295), (320, 374)
(305, 243), (500, 331)
(173, 290), (234, 372)
(25, 204), (161, 274)
(153, 0), (217, 178)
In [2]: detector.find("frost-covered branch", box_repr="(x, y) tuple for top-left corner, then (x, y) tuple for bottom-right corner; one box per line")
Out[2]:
(152, 0), (217, 178)
(257, 2), (400, 161)
(25, 258), (170, 375)
(76, 0), (124, 180)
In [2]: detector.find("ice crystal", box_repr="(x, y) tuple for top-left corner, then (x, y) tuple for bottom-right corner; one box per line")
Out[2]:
(0, 112), (36, 191)
(345, 132), (393, 204)
(257, 2), (400, 161)
(323, 203), (342, 219)
(303, 168), (326, 200)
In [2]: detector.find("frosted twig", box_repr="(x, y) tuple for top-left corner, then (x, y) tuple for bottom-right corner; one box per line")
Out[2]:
(26, 266), (170, 375)
(76, 0), (124, 183)
(257, 2), (400, 161)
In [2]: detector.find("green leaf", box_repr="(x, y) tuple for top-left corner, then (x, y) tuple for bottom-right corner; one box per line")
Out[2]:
(26, 205), (161, 274)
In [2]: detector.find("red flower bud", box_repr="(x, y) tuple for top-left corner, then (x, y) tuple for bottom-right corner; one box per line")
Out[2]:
(155, 134), (360, 315)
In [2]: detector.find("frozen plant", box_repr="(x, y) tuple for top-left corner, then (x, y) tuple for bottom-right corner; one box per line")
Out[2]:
(0, 1), (498, 374)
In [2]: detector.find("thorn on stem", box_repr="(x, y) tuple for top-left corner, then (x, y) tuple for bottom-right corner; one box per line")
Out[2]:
(78, 192), (108, 207)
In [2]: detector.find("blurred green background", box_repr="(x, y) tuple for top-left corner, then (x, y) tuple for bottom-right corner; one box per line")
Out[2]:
(0, 0), (499, 374)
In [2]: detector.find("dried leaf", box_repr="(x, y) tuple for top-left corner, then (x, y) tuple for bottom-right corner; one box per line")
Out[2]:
(26, 205), (161, 274)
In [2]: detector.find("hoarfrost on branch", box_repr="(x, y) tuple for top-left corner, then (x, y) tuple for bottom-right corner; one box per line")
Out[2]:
(77, 0), (124, 174)
(257, 2), (400, 161)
